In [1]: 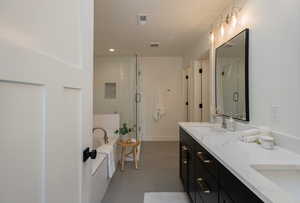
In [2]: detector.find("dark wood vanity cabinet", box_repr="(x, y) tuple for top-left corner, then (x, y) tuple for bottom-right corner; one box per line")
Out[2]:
(179, 128), (263, 203)
(180, 128), (197, 203)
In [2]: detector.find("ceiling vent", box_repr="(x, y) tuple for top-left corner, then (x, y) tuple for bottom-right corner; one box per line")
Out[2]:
(150, 42), (160, 48)
(137, 15), (148, 25)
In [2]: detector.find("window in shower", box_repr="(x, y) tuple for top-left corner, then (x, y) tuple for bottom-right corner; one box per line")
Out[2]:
(104, 82), (116, 99)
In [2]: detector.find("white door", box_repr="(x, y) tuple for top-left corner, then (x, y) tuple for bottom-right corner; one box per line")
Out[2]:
(0, 0), (94, 203)
(188, 59), (210, 122)
(200, 58), (210, 122)
(184, 67), (194, 122)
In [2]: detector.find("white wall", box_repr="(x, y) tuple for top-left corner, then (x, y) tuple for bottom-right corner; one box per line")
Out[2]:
(184, 0), (300, 138)
(0, 0), (83, 66)
(142, 57), (186, 141)
(94, 56), (136, 126)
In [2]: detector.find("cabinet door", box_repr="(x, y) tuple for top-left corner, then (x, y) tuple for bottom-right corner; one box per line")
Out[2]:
(219, 190), (234, 203)
(196, 192), (204, 203)
(219, 164), (263, 203)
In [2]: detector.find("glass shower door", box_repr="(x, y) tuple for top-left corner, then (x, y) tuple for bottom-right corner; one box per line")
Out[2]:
(134, 55), (142, 141)
(93, 55), (142, 141)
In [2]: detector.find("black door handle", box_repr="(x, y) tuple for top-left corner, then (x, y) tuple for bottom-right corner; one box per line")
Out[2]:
(83, 147), (97, 162)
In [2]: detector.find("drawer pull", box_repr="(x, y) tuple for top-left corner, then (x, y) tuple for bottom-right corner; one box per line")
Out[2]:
(197, 177), (211, 194)
(183, 160), (188, 165)
(182, 146), (188, 152)
(197, 152), (213, 164)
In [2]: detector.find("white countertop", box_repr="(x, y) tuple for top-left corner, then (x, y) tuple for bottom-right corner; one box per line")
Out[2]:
(179, 122), (300, 203)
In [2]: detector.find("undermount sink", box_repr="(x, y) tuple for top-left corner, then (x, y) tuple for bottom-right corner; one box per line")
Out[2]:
(210, 126), (227, 132)
(251, 164), (300, 201)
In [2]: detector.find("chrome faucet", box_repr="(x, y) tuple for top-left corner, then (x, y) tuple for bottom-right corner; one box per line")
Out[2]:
(93, 127), (109, 144)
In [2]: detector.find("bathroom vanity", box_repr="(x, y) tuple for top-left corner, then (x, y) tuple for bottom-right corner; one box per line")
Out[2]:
(179, 126), (263, 203)
(179, 123), (300, 203)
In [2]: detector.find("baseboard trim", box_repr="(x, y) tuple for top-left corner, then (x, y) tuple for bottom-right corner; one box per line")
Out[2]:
(142, 136), (179, 141)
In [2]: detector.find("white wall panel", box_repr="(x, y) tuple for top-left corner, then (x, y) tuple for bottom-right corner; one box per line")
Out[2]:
(0, 81), (45, 203)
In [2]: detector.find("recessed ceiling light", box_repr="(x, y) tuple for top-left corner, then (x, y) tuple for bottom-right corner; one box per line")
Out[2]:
(109, 48), (115, 52)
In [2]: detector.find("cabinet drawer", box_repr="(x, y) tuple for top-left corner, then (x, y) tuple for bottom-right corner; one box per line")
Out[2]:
(195, 143), (218, 178)
(219, 164), (263, 203)
(195, 159), (218, 203)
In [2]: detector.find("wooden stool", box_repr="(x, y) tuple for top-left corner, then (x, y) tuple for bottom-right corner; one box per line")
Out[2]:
(118, 139), (140, 171)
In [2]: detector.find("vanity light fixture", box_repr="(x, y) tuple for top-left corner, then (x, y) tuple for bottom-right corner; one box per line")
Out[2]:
(210, 6), (241, 41)
(109, 48), (115, 52)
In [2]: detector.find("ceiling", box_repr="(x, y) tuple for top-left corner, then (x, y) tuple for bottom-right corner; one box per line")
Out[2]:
(94, 0), (232, 57)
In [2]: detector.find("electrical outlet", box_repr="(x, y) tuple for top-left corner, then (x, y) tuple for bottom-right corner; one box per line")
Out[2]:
(271, 105), (280, 123)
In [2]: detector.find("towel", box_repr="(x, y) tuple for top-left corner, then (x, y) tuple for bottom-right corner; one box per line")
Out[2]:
(239, 129), (260, 142)
(93, 130), (106, 149)
(98, 145), (115, 178)
(153, 88), (166, 121)
(243, 135), (258, 143)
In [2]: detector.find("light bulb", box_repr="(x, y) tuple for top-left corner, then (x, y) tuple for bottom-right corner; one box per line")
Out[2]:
(210, 32), (214, 43)
(220, 24), (225, 36)
(232, 14), (237, 27)
(109, 48), (115, 52)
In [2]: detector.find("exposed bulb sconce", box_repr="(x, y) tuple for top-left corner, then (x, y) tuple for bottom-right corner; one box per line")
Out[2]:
(231, 14), (237, 27)
(211, 6), (241, 40)
(210, 32), (214, 43)
(220, 24), (225, 36)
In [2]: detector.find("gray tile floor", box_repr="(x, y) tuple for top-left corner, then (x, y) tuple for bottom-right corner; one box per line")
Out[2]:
(102, 142), (183, 203)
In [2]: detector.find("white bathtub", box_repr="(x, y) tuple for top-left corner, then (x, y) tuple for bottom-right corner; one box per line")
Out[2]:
(91, 114), (120, 203)
(92, 135), (119, 175)
(90, 153), (108, 203)
(90, 135), (119, 203)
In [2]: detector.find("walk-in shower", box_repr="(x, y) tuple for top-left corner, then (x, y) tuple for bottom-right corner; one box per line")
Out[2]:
(93, 55), (142, 141)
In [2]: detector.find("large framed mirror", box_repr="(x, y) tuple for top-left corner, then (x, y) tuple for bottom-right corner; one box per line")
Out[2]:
(215, 29), (249, 121)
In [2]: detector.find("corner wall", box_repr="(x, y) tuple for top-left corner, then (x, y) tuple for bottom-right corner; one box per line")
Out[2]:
(183, 0), (300, 138)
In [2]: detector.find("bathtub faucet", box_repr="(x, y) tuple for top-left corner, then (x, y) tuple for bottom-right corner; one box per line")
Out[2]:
(93, 127), (109, 144)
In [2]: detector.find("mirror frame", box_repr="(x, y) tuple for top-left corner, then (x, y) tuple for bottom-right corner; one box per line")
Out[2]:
(215, 28), (250, 121)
